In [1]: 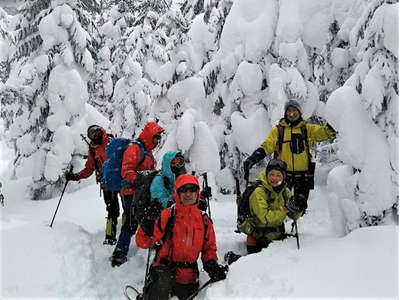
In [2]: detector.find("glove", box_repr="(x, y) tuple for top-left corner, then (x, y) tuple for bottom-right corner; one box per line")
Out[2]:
(285, 196), (302, 217)
(140, 218), (155, 237)
(65, 172), (79, 181)
(243, 159), (252, 182)
(144, 201), (163, 221)
(200, 186), (212, 199)
(243, 147), (266, 181)
(198, 198), (208, 212)
(203, 260), (228, 282)
(293, 193), (307, 211)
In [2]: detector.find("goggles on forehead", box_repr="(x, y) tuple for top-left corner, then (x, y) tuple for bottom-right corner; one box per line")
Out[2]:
(87, 125), (102, 141)
(178, 184), (199, 193)
(171, 156), (184, 168)
(267, 159), (287, 171)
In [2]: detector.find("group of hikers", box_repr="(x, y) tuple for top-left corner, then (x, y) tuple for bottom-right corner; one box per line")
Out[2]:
(65, 99), (335, 300)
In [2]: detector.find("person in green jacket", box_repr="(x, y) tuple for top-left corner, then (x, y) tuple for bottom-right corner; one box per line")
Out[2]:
(243, 99), (336, 214)
(225, 159), (301, 264)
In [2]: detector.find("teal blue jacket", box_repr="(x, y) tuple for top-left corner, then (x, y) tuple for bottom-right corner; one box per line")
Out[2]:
(150, 151), (178, 208)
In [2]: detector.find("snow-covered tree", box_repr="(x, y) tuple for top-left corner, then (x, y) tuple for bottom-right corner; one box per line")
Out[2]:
(0, 0), (96, 200)
(326, 0), (398, 233)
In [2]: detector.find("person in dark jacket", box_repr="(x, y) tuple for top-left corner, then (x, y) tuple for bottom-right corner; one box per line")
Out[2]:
(111, 122), (165, 267)
(66, 125), (119, 245)
(136, 174), (227, 300)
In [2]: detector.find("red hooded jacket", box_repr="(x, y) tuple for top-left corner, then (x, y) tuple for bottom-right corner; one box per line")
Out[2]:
(136, 174), (218, 284)
(76, 127), (109, 180)
(121, 122), (164, 196)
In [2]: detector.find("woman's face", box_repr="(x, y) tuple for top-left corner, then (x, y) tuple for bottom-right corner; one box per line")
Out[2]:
(286, 106), (301, 122)
(267, 170), (284, 187)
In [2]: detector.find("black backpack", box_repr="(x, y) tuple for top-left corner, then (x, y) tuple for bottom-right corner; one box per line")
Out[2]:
(133, 170), (161, 223)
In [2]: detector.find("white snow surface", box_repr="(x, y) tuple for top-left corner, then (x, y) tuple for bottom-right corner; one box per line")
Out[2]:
(1, 174), (397, 299)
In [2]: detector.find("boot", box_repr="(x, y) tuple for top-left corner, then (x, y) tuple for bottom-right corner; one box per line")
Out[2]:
(104, 218), (117, 245)
(224, 251), (241, 265)
(111, 249), (128, 267)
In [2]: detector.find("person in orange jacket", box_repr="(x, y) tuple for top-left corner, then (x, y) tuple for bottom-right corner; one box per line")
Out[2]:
(111, 121), (165, 267)
(66, 125), (119, 245)
(136, 174), (227, 300)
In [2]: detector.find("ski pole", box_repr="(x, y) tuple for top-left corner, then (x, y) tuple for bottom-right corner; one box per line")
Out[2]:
(201, 173), (211, 218)
(49, 165), (73, 228)
(293, 220), (300, 250)
(186, 279), (213, 300)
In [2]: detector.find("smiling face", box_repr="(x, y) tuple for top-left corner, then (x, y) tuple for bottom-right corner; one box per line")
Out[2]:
(178, 184), (199, 205)
(266, 169), (284, 187)
(286, 106), (301, 122)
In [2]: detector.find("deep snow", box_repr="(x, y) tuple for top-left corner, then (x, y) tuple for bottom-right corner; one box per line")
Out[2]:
(1, 175), (397, 299)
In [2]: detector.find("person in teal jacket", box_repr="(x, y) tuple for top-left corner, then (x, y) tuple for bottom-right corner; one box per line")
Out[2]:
(150, 151), (186, 208)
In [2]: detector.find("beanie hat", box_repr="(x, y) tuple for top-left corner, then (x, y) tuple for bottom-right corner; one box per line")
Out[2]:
(284, 99), (302, 114)
(265, 159), (287, 178)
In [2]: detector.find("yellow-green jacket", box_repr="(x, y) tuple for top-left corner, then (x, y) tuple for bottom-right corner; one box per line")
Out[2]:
(247, 170), (292, 240)
(261, 119), (335, 172)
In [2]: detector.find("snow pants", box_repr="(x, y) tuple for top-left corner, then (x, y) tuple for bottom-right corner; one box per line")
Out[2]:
(144, 266), (199, 300)
(114, 194), (138, 254)
(103, 188), (120, 239)
(286, 171), (311, 212)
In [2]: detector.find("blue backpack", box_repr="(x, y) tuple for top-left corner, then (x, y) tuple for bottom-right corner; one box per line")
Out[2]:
(102, 138), (145, 191)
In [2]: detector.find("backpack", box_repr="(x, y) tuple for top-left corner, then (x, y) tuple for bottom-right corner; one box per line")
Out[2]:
(133, 170), (162, 223)
(236, 181), (289, 234)
(102, 138), (146, 191)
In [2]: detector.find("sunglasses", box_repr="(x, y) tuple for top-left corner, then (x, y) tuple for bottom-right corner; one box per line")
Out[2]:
(268, 159), (287, 170)
(171, 156), (184, 168)
(178, 184), (199, 193)
(87, 125), (102, 141)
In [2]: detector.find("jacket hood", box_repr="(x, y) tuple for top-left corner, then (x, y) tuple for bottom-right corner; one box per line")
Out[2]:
(161, 150), (178, 188)
(138, 122), (164, 151)
(173, 174), (200, 208)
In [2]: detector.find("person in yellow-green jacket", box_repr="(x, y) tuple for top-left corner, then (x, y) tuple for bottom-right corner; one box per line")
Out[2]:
(224, 159), (302, 264)
(243, 99), (336, 214)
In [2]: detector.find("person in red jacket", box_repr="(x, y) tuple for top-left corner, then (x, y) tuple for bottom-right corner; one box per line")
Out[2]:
(66, 125), (119, 245)
(136, 174), (227, 300)
(111, 121), (165, 267)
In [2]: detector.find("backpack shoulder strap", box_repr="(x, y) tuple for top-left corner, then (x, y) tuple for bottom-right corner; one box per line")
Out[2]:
(131, 140), (146, 167)
(275, 124), (284, 159)
(300, 124), (312, 164)
(254, 181), (273, 204)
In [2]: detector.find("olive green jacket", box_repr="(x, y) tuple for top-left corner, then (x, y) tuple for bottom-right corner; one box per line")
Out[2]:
(261, 119), (335, 172)
(247, 170), (292, 240)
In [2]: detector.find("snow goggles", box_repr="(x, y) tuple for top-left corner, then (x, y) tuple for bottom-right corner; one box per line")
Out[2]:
(171, 156), (184, 168)
(87, 125), (103, 141)
(178, 184), (199, 193)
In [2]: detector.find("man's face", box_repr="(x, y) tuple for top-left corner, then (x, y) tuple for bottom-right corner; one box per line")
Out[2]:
(267, 170), (284, 187)
(178, 184), (198, 205)
(286, 106), (301, 122)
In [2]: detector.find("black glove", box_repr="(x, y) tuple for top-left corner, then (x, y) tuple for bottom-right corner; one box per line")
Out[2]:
(203, 260), (228, 282)
(285, 196), (302, 217)
(140, 218), (155, 237)
(144, 201), (163, 221)
(198, 198), (208, 212)
(65, 172), (79, 181)
(243, 147), (266, 181)
(200, 186), (212, 199)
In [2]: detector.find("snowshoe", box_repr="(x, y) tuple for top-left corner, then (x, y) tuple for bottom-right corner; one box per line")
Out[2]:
(224, 251), (241, 265)
(111, 249), (127, 267)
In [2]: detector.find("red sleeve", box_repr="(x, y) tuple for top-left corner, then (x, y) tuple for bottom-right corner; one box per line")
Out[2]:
(76, 151), (95, 179)
(201, 216), (218, 263)
(135, 209), (170, 249)
(121, 144), (142, 184)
